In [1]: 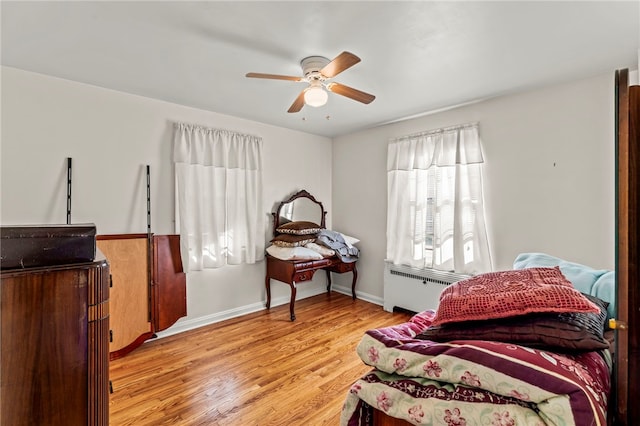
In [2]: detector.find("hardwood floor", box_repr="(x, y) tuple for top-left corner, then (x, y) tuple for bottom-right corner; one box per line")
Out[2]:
(108, 292), (411, 425)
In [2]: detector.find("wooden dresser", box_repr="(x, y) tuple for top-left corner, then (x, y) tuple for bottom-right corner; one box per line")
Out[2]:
(1, 255), (110, 426)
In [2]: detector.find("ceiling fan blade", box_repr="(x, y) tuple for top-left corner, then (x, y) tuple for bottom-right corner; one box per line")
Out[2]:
(326, 82), (375, 104)
(287, 90), (306, 113)
(320, 51), (361, 78)
(246, 72), (303, 82)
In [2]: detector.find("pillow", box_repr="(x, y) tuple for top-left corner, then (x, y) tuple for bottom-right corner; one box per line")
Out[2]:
(276, 221), (322, 235)
(592, 271), (615, 319)
(431, 267), (601, 326)
(418, 294), (609, 351)
(304, 242), (335, 258)
(513, 252), (616, 319)
(513, 252), (608, 294)
(271, 234), (316, 247)
(266, 245), (323, 261)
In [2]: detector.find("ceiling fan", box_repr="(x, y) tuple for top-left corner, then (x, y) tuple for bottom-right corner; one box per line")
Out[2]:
(246, 51), (376, 113)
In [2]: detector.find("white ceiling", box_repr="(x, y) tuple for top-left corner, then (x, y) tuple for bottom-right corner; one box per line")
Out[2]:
(2, 1), (639, 138)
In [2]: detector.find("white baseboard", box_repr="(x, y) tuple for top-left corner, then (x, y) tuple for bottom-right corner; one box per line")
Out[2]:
(332, 284), (383, 306)
(154, 285), (382, 340)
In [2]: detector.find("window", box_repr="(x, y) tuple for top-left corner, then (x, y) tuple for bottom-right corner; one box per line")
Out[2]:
(386, 123), (492, 274)
(173, 123), (264, 271)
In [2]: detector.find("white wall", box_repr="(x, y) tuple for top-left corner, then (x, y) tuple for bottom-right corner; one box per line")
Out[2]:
(1, 66), (334, 333)
(0, 66), (621, 330)
(332, 72), (616, 300)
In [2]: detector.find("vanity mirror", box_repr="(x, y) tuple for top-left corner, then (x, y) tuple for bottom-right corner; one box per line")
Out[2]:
(273, 189), (326, 233)
(265, 189), (357, 321)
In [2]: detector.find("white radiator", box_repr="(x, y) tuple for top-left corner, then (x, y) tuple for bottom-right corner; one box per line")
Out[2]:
(383, 262), (470, 313)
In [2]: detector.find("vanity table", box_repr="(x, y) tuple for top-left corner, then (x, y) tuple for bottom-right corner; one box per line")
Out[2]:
(265, 190), (357, 321)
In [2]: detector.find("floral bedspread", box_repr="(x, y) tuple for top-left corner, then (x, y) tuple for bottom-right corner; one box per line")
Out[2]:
(341, 311), (610, 426)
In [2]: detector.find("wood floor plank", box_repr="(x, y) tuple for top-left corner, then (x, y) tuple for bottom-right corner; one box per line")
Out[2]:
(109, 292), (411, 425)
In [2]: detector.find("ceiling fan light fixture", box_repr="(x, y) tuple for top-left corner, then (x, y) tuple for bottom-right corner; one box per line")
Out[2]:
(246, 51), (374, 113)
(304, 85), (328, 107)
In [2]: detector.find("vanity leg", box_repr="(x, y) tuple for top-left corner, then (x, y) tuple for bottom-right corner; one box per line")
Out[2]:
(325, 269), (332, 293)
(265, 275), (271, 309)
(351, 264), (358, 300)
(289, 282), (297, 321)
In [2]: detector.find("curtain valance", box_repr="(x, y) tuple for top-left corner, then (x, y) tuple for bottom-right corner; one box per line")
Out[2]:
(173, 123), (262, 169)
(387, 123), (484, 170)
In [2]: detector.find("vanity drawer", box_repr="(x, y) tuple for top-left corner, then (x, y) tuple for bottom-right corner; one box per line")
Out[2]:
(293, 270), (314, 282)
(329, 261), (355, 273)
(295, 259), (332, 270)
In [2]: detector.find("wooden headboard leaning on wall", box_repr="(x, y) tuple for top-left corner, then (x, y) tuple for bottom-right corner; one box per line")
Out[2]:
(96, 234), (186, 360)
(613, 68), (639, 426)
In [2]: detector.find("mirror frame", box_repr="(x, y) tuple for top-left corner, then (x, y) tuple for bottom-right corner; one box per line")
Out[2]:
(272, 189), (327, 236)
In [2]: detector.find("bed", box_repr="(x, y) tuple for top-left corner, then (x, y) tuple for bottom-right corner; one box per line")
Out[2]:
(341, 254), (614, 426)
(342, 68), (639, 426)
(342, 317), (611, 426)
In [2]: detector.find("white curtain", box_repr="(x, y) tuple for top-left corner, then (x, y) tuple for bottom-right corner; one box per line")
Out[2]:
(386, 123), (492, 275)
(174, 123), (264, 271)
